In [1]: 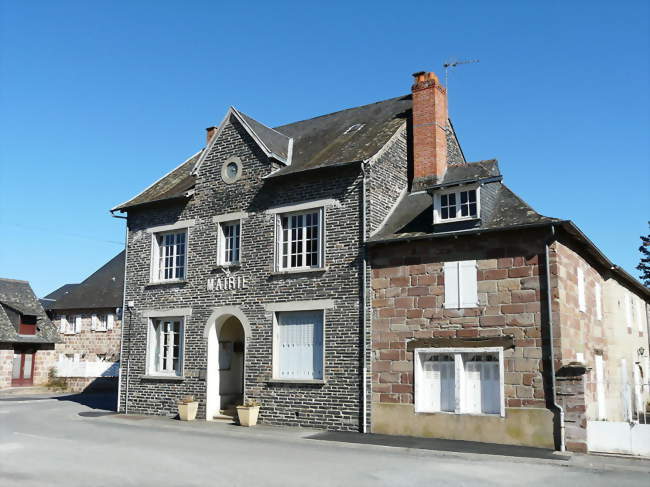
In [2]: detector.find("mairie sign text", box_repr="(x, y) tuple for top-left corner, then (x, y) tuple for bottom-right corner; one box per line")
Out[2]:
(207, 276), (249, 291)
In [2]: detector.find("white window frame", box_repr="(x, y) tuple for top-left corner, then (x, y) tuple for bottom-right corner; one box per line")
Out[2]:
(272, 309), (325, 381)
(443, 260), (479, 309)
(146, 317), (185, 377)
(92, 314), (108, 332)
(433, 186), (480, 224)
(150, 229), (188, 283)
(414, 347), (505, 417)
(60, 314), (79, 335)
(275, 208), (325, 271)
(217, 220), (242, 266)
(577, 267), (586, 312)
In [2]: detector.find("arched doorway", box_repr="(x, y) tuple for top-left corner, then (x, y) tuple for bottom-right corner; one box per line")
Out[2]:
(205, 306), (250, 420)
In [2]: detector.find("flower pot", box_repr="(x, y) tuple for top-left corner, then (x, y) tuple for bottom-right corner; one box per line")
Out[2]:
(178, 401), (199, 421)
(236, 405), (260, 427)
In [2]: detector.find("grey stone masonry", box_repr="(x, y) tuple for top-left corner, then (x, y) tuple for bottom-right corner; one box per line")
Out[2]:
(118, 114), (408, 431)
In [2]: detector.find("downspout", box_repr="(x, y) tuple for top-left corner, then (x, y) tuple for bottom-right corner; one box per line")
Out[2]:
(361, 161), (368, 434)
(112, 212), (129, 414)
(545, 224), (565, 451)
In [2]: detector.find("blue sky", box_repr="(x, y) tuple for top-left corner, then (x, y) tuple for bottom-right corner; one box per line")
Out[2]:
(1, 0), (648, 297)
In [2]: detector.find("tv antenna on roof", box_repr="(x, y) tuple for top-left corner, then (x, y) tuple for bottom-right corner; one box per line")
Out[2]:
(443, 58), (480, 89)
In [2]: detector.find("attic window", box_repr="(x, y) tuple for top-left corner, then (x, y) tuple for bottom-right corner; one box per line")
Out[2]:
(19, 315), (37, 335)
(433, 186), (480, 224)
(343, 124), (365, 135)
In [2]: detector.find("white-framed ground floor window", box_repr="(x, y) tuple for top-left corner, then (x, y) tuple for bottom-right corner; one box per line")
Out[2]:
(414, 347), (505, 416)
(273, 310), (324, 380)
(147, 317), (184, 376)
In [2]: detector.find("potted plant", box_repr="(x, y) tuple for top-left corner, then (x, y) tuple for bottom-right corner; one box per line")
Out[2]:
(236, 399), (261, 427)
(178, 395), (199, 421)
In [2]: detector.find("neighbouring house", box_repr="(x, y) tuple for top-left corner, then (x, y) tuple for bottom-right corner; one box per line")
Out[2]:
(0, 278), (59, 389)
(366, 71), (650, 455)
(42, 251), (125, 392)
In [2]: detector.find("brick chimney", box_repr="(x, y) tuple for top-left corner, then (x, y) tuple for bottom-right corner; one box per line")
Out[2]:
(411, 71), (448, 186)
(206, 126), (218, 145)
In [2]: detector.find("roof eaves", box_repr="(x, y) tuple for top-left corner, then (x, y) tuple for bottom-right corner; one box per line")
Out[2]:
(263, 159), (363, 179)
(111, 149), (202, 213)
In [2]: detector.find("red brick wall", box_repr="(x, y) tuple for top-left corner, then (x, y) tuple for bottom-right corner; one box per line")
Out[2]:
(370, 230), (550, 409)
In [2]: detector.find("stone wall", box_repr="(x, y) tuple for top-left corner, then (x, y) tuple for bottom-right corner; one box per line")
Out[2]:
(0, 344), (12, 389)
(33, 345), (57, 386)
(52, 310), (122, 362)
(369, 228), (559, 447)
(556, 370), (588, 452)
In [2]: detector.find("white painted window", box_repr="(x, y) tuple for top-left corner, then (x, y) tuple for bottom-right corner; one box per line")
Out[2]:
(433, 187), (480, 223)
(444, 260), (478, 309)
(147, 318), (184, 376)
(577, 267), (586, 312)
(595, 283), (602, 320)
(151, 231), (187, 282)
(415, 348), (504, 416)
(60, 314), (79, 334)
(274, 310), (324, 380)
(636, 299), (644, 334)
(594, 353), (606, 420)
(625, 294), (633, 331)
(277, 209), (324, 270)
(218, 221), (241, 265)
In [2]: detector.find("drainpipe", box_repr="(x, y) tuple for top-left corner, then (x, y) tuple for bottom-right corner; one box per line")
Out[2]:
(112, 212), (129, 414)
(361, 161), (369, 434)
(545, 224), (565, 451)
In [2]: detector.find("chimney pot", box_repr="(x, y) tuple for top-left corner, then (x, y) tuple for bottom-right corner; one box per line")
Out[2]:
(206, 126), (217, 145)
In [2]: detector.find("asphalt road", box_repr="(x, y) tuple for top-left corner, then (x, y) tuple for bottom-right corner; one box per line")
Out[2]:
(1, 393), (649, 487)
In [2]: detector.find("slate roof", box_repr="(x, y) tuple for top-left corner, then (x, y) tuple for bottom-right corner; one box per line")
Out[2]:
(112, 151), (202, 211)
(48, 251), (125, 311)
(0, 278), (58, 343)
(369, 160), (560, 242)
(113, 94), (458, 211)
(40, 283), (79, 310)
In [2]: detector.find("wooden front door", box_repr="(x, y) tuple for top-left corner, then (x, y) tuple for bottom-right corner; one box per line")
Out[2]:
(11, 348), (35, 387)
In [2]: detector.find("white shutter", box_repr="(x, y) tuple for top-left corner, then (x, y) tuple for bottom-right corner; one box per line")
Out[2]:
(463, 358), (482, 414)
(595, 354), (606, 419)
(73, 353), (80, 363)
(626, 294), (633, 331)
(91, 314), (98, 331)
(595, 283), (602, 320)
(107, 313), (115, 330)
(75, 316), (82, 334)
(444, 262), (460, 309)
(577, 267), (585, 312)
(636, 300), (644, 333)
(459, 260), (478, 308)
(420, 359), (439, 412)
(60, 315), (67, 333)
(277, 311), (323, 380)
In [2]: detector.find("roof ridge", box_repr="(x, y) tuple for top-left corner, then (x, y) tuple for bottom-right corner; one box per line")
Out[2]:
(273, 94), (410, 130)
(0, 277), (29, 284)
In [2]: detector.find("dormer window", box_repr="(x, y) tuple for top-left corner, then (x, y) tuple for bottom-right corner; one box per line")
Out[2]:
(434, 187), (480, 223)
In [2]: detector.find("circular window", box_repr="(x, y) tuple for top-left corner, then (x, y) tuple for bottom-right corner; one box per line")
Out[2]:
(221, 156), (242, 184)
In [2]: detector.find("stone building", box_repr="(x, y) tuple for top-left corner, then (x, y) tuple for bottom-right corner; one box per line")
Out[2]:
(0, 278), (59, 389)
(110, 70), (649, 454)
(42, 251), (124, 392)
(367, 71), (650, 454)
(110, 76), (465, 428)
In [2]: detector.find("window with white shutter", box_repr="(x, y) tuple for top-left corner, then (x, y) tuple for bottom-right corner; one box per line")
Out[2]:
(274, 310), (324, 380)
(626, 294), (633, 331)
(147, 318), (184, 376)
(415, 348), (504, 416)
(107, 313), (115, 330)
(577, 267), (586, 312)
(444, 261), (477, 309)
(595, 283), (602, 320)
(59, 315), (67, 333)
